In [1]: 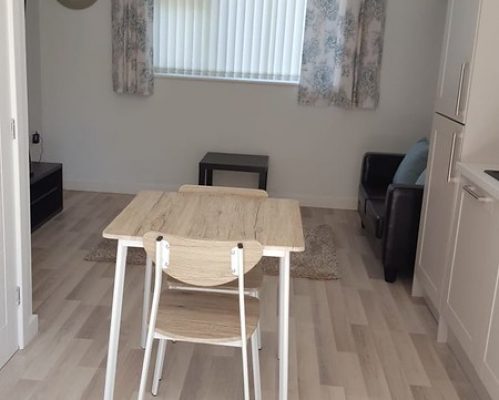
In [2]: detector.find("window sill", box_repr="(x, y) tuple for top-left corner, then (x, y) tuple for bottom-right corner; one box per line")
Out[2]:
(154, 72), (299, 87)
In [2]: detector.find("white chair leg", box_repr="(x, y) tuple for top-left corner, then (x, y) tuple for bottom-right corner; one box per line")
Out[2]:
(256, 323), (262, 351)
(152, 339), (167, 396)
(251, 333), (262, 400)
(138, 334), (155, 400)
(249, 289), (262, 350)
(141, 256), (153, 349)
(241, 340), (250, 400)
(253, 290), (262, 350)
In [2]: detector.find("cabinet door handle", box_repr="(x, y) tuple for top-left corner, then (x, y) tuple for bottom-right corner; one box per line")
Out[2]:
(456, 63), (467, 116)
(463, 185), (491, 202)
(447, 132), (459, 183)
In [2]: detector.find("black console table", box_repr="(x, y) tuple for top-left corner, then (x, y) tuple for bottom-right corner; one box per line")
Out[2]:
(30, 162), (63, 231)
(198, 152), (269, 190)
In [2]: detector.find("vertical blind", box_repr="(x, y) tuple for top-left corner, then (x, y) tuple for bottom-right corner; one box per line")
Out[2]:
(153, 0), (307, 83)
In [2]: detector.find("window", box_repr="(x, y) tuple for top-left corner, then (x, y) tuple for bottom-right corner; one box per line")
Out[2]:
(153, 0), (307, 84)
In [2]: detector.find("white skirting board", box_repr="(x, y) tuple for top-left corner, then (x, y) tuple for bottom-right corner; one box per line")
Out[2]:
(63, 179), (358, 210)
(19, 315), (38, 350)
(447, 330), (493, 400)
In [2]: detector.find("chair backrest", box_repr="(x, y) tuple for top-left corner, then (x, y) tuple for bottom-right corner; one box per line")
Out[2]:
(143, 232), (263, 287)
(178, 184), (268, 198)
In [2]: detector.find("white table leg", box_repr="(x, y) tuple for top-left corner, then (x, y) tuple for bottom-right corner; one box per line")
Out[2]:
(104, 240), (128, 400)
(141, 255), (153, 349)
(278, 283), (283, 360)
(278, 251), (290, 400)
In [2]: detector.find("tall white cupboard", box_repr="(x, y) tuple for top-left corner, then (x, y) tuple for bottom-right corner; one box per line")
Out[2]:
(413, 0), (499, 398)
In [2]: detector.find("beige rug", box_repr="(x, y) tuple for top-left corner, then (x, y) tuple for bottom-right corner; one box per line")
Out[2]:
(84, 224), (340, 280)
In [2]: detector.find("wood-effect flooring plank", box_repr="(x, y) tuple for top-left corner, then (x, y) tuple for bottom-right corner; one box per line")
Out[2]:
(0, 192), (479, 400)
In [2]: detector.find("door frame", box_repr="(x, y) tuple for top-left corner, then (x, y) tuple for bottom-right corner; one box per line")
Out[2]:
(5, 0), (38, 348)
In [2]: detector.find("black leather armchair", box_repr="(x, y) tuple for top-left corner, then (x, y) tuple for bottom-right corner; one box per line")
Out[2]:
(358, 153), (424, 282)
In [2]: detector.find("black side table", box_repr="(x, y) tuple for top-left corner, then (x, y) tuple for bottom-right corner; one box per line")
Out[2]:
(30, 162), (63, 231)
(198, 152), (269, 190)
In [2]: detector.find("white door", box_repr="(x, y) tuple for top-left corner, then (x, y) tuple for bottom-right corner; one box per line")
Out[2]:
(0, 0), (20, 367)
(434, 0), (480, 123)
(415, 114), (463, 312)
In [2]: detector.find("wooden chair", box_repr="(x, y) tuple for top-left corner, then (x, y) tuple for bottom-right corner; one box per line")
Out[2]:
(176, 184), (266, 293)
(138, 233), (263, 400)
(140, 185), (267, 349)
(178, 185), (266, 344)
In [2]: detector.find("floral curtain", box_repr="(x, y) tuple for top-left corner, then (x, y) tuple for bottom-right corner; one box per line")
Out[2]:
(112, 0), (154, 96)
(298, 0), (387, 109)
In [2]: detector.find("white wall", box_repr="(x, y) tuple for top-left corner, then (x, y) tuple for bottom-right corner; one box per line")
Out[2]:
(26, 0), (42, 141)
(29, 0), (447, 209)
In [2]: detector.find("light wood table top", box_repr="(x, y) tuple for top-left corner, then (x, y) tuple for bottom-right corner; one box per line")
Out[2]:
(103, 191), (305, 252)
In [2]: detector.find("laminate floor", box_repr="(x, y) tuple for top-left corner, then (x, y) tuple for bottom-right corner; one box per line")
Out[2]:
(0, 191), (479, 400)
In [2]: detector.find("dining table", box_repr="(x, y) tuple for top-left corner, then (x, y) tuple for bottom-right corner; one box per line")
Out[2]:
(101, 190), (305, 400)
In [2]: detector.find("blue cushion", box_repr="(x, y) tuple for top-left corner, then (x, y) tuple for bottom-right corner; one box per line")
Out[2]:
(393, 138), (429, 185)
(415, 169), (426, 185)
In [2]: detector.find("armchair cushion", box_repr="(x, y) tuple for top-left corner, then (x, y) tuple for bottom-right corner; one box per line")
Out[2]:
(392, 138), (429, 185)
(415, 169), (426, 185)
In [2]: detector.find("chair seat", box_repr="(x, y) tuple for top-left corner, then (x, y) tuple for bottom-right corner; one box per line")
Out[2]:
(167, 265), (263, 291)
(155, 290), (260, 344)
(365, 199), (385, 239)
(358, 184), (387, 221)
(360, 184), (388, 201)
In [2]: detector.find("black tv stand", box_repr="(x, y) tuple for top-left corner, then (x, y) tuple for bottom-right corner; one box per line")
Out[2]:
(30, 162), (63, 231)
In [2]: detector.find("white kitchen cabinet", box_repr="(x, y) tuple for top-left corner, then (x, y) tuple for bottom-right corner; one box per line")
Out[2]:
(412, 0), (499, 397)
(444, 180), (498, 359)
(434, 0), (480, 124)
(441, 174), (499, 399)
(415, 114), (463, 312)
(480, 215), (499, 399)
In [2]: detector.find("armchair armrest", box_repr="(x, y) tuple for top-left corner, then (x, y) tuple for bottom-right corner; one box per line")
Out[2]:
(382, 184), (424, 279)
(361, 153), (405, 191)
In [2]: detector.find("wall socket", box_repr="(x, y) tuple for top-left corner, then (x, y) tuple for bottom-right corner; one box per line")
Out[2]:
(32, 131), (40, 144)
